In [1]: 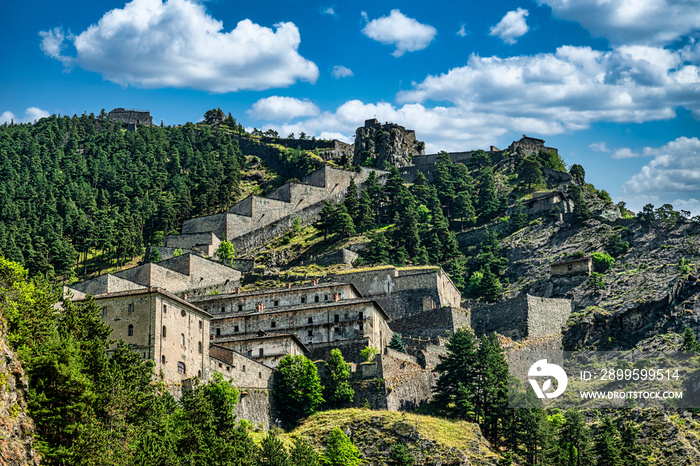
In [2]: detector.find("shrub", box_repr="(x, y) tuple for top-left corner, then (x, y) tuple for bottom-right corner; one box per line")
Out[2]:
(360, 345), (379, 362)
(592, 252), (615, 273)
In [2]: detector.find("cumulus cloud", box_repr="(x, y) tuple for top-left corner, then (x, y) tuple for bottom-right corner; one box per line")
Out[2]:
(1, 108), (50, 124)
(248, 96), (320, 120)
(489, 8), (529, 45)
(397, 45), (700, 134)
(321, 6), (336, 16)
(457, 24), (468, 37)
(332, 65), (353, 78)
(622, 137), (700, 195)
(361, 9), (437, 57)
(589, 141), (610, 152)
(39, 0), (318, 92)
(539, 0), (700, 46)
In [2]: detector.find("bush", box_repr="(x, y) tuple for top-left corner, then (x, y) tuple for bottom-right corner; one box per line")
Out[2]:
(592, 252), (615, 273)
(360, 346), (379, 362)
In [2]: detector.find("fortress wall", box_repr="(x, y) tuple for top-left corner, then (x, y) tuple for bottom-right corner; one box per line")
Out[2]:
(526, 295), (572, 339)
(234, 390), (275, 429)
(471, 295), (529, 340)
(390, 307), (469, 340)
(72, 274), (146, 295)
(182, 213), (230, 240)
(229, 196), (254, 217)
(382, 354), (436, 412)
(164, 232), (220, 256)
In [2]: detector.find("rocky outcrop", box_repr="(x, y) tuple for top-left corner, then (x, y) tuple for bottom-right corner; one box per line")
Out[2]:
(0, 315), (39, 466)
(353, 119), (425, 168)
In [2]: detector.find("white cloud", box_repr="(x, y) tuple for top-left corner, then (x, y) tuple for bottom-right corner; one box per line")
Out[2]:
(39, 0), (318, 92)
(397, 45), (700, 134)
(248, 96), (320, 120)
(623, 137), (700, 194)
(539, 0), (700, 46)
(332, 65), (353, 78)
(361, 9), (437, 57)
(489, 8), (529, 45)
(1, 108), (50, 124)
(321, 6), (336, 16)
(589, 141), (610, 152)
(457, 24), (468, 37)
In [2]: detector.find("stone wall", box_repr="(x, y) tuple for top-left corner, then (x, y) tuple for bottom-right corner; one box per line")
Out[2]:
(234, 390), (276, 429)
(316, 248), (358, 266)
(164, 232), (221, 257)
(71, 273), (146, 295)
(208, 345), (274, 388)
(389, 307), (469, 340)
(254, 136), (354, 163)
(551, 257), (592, 276)
(470, 294), (572, 340)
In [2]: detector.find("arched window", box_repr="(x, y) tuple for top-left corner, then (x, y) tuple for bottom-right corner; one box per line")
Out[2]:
(162, 326), (167, 338)
(128, 325), (134, 337)
(161, 355), (166, 364)
(197, 370), (202, 378)
(177, 362), (186, 375)
(180, 333), (185, 346)
(198, 341), (202, 354)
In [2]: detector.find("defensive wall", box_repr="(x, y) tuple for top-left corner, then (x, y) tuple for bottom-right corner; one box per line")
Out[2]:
(470, 293), (572, 340)
(389, 306), (469, 340)
(254, 135), (354, 162)
(179, 165), (387, 255)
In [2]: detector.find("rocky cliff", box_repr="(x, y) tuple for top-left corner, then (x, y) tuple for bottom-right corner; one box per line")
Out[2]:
(0, 313), (39, 466)
(353, 119), (425, 168)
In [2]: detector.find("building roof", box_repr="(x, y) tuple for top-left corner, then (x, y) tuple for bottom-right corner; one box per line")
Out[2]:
(209, 297), (391, 322)
(190, 281), (362, 303)
(213, 333), (310, 353)
(85, 286), (212, 318)
(550, 256), (593, 268)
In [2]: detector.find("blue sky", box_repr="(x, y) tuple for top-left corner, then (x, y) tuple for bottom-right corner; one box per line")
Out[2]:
(2, 0), (700, 214)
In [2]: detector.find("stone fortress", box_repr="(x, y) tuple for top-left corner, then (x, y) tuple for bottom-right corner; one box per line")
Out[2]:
(64, 117), (577, 426)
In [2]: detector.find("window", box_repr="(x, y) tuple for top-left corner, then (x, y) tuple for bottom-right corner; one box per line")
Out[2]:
(259, 348), (264, 357)
(198, 341), (202, 354)
(180, 333), (185, 346)
(274, 300), (279, 306)
(128, 325), (134, 337)
(221, 306), (225, 313)
(308, 317), (313, 324)
(101, 307), (107, 318)
(238, 304), (243, 312)
(334, 314), (339, 323)
(128, 303), (134, 314)
(181, 309), (186, 317)
(242, 365), (246, 372)
(177, 362), (186, 375)
(219, 362), (222, 368)
(198, 320), (202, 329)
(301, 296), (306, 304)
(216, 328), (221, 337)
(568, 264), (573, 270)
(162, 326), (167, 338)
(359, 323), (364, 332)
(163, 304), (167, 314)
(162, 355), (166, 364)
(198, 370), (202, 378)
(307, 330), (313, 337)
(247, 350), (252, 357)
(324, 295), (329, 301)
(271, 321), (276, 328)
(314, 295), (319, 303)
(226, 366), (230, 372)
(234, 325), (239, 332)
(359, 311), (364, 320)
(259, 372), (262, 379)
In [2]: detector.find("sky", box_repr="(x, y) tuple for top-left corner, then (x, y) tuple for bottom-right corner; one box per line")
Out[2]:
(2, 0), (700, 214)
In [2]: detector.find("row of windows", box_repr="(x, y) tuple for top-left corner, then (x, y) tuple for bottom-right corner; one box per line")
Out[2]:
(212, 312), (366, 335)
(213, 293), (342, 314)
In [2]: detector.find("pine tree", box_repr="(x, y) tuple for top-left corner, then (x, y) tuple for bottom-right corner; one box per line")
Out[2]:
(389, 444), (415, 466)
(332, 205), (356, 239)
(322, 349), (354, 409)
(318, 202), (335, 241)
(432, 329), (478, 420)
(510, 200), (528, 231)
(363, 231), (390, 265)
(320, 427), (361, 466)
(388, 333), (407, 353)
(356, 189), (375, 233)
(595, 416), (621, 466)
(290, 437), (320, 466)
(560, 409), (592, 466)
(475, 333), (509, 446)
(477, 167), (499, 223)
(619, 421), (646, 466)
(344, 178), (359, 222)
(681, 326), (700, 352)
(259, 431), (291, 466)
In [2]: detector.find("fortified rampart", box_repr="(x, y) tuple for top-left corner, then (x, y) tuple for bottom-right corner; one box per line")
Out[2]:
(254, 136), (354, 162)
(470, 293), (572, 340)
(108, 108), (152, 130)
(179, 165), (386, 254)
(389, 306), (469, 340)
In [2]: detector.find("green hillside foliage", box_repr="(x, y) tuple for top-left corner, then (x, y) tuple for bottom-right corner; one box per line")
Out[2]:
(0, 112), (244, 280)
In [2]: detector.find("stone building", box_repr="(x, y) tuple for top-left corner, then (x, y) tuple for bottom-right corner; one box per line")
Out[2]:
(470, 293), (573, 341)
(507, 135), (558, 156)
(330, 266), (462, 320)
(108, 108), (152, 131)
(551, 256), (593, 277)
(524, 191), (573, 217)
(213, 333), (309, 369)
(193, 282), (392, 364)
(208, 344), (274, 388)
(88, 287), (212, 384)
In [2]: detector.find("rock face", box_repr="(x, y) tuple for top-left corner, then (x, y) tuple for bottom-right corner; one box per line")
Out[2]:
(353, 119), (425, 168)
(0, 315), (39, 466)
